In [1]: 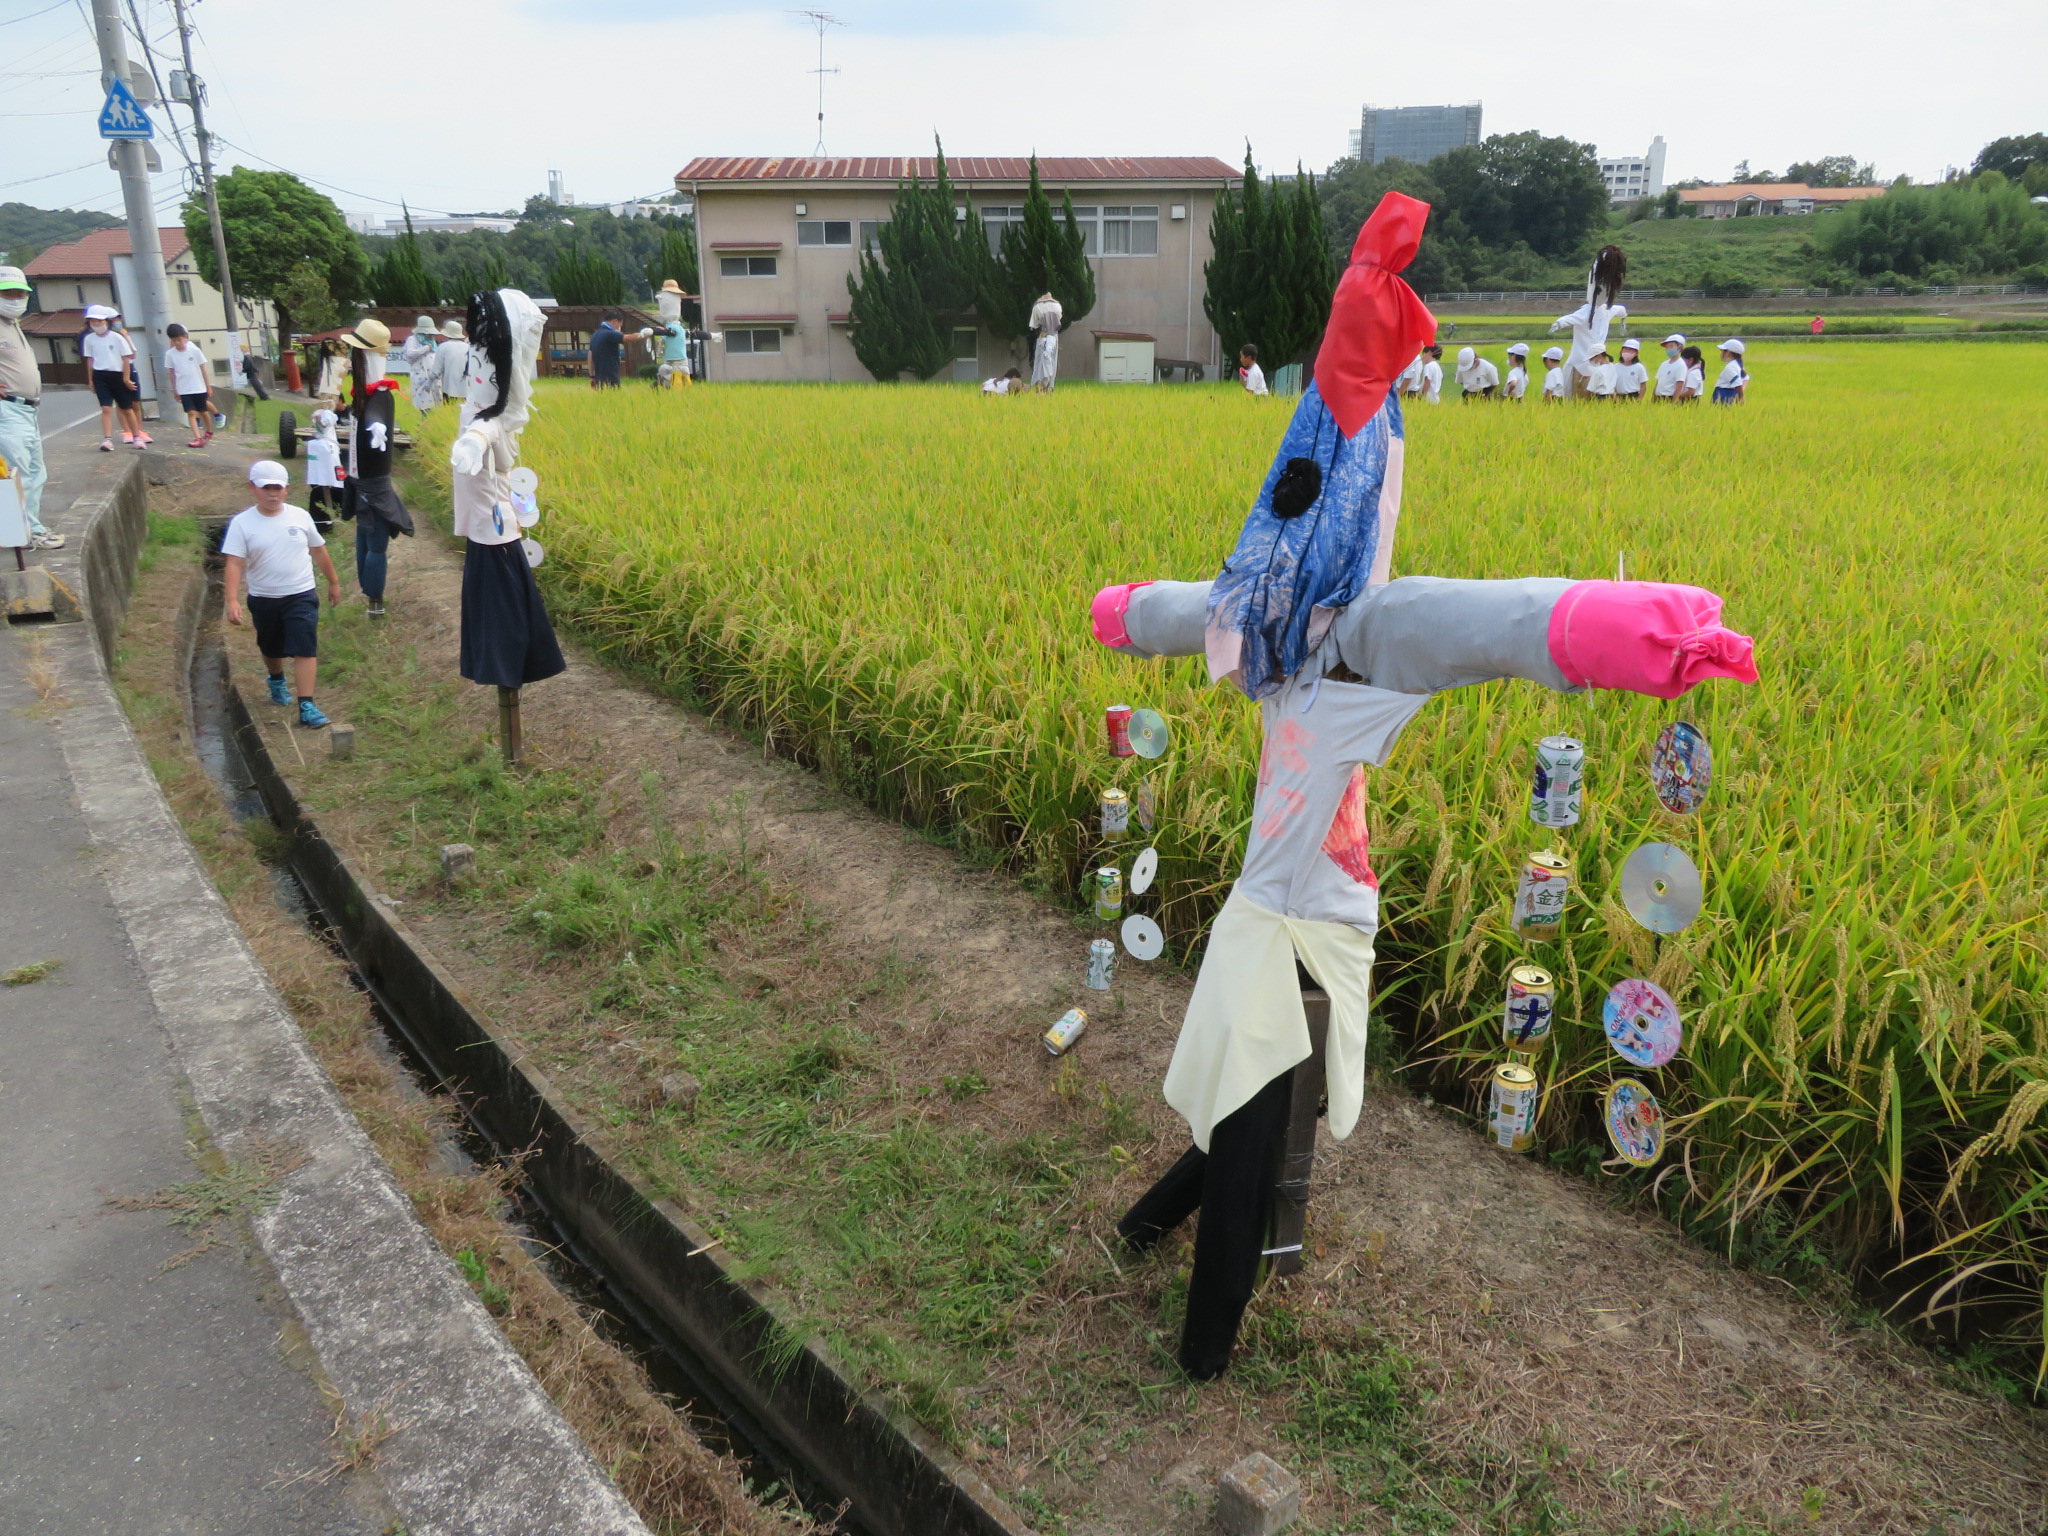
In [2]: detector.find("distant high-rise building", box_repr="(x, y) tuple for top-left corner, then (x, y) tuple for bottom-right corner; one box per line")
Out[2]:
(1349, 102), (1483, 166)
(1599, 137), (1669, 205)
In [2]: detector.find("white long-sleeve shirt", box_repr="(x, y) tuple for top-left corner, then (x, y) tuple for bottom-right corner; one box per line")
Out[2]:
(1551, 300), (1627, 379)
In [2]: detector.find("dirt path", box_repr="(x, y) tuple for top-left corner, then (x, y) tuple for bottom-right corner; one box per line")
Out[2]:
(289, 497), (2048, 1534)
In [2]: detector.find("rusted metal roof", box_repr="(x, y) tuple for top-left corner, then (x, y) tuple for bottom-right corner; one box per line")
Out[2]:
(678, 155), (1239, 185)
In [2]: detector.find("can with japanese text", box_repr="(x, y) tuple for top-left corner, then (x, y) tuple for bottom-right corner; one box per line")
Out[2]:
(1044, 1007), (1089, 1054)
(1530, 736), (1585, 827)
(1503, 964), (1556, 1050)
(1512, 850), (1572, 941)
(1099, 786), (1131, 840)
(1490, 1062), (1540, 1152)
(1105, 704), (1135, 758)
(1085, 939), (1116, 991)
(1093, 866), (1123, 921)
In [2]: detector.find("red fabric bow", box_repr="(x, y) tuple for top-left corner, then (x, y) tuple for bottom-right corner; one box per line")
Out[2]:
(1313, 191), (1439, 439)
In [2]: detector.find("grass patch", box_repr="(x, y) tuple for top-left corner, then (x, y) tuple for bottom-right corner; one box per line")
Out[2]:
(2, 957), (61, 985)
(108, 1135), (308, 1269)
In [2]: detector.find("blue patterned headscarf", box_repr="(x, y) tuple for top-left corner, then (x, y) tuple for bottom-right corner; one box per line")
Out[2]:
(1204, 381), (1403, 700)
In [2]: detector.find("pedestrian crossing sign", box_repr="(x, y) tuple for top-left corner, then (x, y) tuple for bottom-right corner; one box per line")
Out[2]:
(98, 78), (154, 140)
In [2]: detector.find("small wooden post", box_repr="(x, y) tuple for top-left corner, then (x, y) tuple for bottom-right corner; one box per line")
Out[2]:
(497, 685), (523, 766)
(1269, 988), (1330, 1278)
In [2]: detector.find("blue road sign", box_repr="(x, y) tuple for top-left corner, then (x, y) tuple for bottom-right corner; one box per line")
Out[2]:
(98, 78), (154, 140)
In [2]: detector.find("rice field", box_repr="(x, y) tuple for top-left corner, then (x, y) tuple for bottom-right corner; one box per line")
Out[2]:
(414, 347), (2048, 1359)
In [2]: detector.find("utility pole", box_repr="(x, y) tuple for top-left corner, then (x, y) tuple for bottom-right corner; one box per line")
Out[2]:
(169, 0), (245, 362)
(89, 0), (174, 417)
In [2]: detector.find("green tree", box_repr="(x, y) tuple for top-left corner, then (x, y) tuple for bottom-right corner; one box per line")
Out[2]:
(1463, 132), (1608, 259)
(1205, 152), (1338, 370)
(1973, 134), (2048, 183)
(1785, 155), (1877, 187)
(547, 243), (626, 305)
(182, 168), (365, 336)
(272, 259), (347, 335)
(845, 142), (979, 380)
(643, 227), (699, 297)
(367, 209), (440, 306)
(1318, 155), (1472, 294)
(978, 155), (1095, 343)
(1815, 176), (2048, 280)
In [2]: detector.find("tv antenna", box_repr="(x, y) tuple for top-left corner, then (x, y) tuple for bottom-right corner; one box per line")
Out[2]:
(790, 9), (842, 157)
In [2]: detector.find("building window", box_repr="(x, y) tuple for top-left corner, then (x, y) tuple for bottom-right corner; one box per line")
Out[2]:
(1100, 206), (1159, 256)
(981, 205), (1024, 254)
(177, 278), (193, 304)
(720, 255), (778, 278)
(859, 220), (887, 253)
(725, 329), (783, 354)
(1068, 206), (1098, 256)
(796, 220), (853, 247)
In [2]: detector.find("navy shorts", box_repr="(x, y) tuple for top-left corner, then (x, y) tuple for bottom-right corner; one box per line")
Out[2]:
(179, 391), (211, 415)
(247, 588), (320, 659)
(92, 369), (137, 409)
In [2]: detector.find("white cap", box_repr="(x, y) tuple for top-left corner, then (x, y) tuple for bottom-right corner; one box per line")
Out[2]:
(1663, 333), (1686, 346)
(0, 265), (27, 292)
(1542, 345), (1563, 362)
(1720, 338), (1746, 354)
(84, 303), (119, 321)
(1618, 337), (1639, 352)
(311, 408), (337, 428)
(247, 459), (291, 487)
(1457, 346), (1475, 366)
(1506, 342), (1529, 356)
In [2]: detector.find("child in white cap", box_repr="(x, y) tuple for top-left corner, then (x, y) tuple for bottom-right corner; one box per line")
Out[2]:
(222, 459), (342, 729)
(303, 409), (344, 532)
(1713, 339), (1749, 404)
(1653, 334), (1688, 400)
(1613, 338), (1649, 400)
(1585, 348), (1617, 400)
(1540, 345), (1567, 401)
(1502, 342), (1530, 400)
(1453, 345), (1499, 400)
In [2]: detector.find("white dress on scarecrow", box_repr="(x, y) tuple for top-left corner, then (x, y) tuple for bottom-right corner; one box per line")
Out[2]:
(402, 318), (442, 412)
(1028, 293), (1062, 389)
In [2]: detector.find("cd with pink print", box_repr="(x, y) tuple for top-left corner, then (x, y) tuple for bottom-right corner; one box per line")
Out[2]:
(1602, 978), (1682, 1069)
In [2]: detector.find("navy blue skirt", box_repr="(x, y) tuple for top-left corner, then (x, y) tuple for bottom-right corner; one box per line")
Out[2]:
(459, 539), (566, 688)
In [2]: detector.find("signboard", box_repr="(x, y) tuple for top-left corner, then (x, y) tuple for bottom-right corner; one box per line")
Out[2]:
(98, 78), (153, 140)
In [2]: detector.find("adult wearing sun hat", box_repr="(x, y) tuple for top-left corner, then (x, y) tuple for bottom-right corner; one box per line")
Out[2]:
(401, 315), (442, 412)
(438, 318), (470, 403)
(0, 264), (62, 549)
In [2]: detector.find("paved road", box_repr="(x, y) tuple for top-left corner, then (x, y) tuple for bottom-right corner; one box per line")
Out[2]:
(35, 387), (102, 444)
(0, 431), (393, 1534)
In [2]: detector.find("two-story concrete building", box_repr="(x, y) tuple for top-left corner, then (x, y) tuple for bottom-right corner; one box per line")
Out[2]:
(676, 155), (1240, 383)
(22, 226), (277, 385)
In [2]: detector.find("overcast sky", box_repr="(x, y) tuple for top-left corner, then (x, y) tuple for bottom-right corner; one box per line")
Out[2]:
(5, 0), (2042, 232)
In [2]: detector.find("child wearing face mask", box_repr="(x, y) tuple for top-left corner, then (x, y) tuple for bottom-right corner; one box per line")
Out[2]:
(0, 264), (63, 549)
(80, 307), (148, 450)
(1653, 334), (1688, 401)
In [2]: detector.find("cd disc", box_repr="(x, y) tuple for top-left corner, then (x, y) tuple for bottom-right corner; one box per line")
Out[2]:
(1134, 777), (1157, 835)
(1128, 708), (1171, 759)
(507, 466), (539, 497)
(1603, 1078), (1665, 1167)
(521, 538), (545, 568)
(1121, 913), (1164, 961)
(1129, 845), (1159, 896)
(1650, 721), (1713, 816)
(1603, 979), (1682, 1068)
(1620, 842), (1702, 934)
(513, 492), (540, 528)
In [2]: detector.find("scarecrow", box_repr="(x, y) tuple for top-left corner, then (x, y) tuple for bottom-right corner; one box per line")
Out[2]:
(402, 315), (442, 412)
(1028, 291), (1062, 392)
(1551, 245), (1628, 399)
(1087, 192), (1759, 1381)
(339, 317), (414, 619)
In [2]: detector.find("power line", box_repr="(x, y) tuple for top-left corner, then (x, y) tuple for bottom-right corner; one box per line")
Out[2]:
(0, 0), (76, 26)
(0, 159), (102, 190)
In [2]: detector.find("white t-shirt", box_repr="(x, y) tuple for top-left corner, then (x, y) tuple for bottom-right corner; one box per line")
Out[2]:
(222, 505), (324, 597)
(1542, 365), (1567, 399)
(1241, 363), (1268, 396)
(1418, 358), (1442, 403)
(81, 328), (134, 373)
(1716, 360), (1748, 391)
(1587, 361), (1618, 396)
(1683, 363), (1705, 397)
(304, 436), (343, 489)
(1455, 357), (1499, 395)
(1504, 363), (1528, 399)
(1654, 356), (1687, 397)
(1613, 359), (1649, 396)
(163, 343), (210, 395)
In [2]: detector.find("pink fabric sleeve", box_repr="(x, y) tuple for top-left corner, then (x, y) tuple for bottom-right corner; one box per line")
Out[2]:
(1089, 581), (1153, 653)
(1547, 580), (1759, 700)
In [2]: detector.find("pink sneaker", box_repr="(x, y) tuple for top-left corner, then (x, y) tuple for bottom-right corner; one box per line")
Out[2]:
(121, 433), (136, 445)
(136, 432), (152, 445)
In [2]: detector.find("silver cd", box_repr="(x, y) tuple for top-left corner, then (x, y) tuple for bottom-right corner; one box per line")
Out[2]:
(1129, 845), (1159, 895)
(1121, 913), (1164, 961)
(507, 466), (539, 497)
(1128, 708), (1170, 759)
(521, 538), (545, 568)
(1620, 842), (1702, 934)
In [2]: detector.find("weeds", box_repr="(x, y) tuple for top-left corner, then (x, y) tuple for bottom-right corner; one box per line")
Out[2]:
(2, 957), (61, 986)
(108, 1135), (308, 1269)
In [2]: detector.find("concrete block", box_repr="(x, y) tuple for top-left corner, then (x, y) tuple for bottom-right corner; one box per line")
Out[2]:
(1217, 1452), (1300, 1536)
(328, 722), (356, 760)
(659, 1072), (702, 1112)
(0, 565), (83, 624)
(439, 843), (476, 882)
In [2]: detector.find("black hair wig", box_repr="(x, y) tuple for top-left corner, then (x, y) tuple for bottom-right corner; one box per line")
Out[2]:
(466, 289), (514, 423)
(1589, 245), (1627, 309)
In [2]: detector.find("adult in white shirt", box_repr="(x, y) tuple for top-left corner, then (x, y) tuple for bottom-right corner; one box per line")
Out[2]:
(1453, 345), (1499, 401)
(1540, 345), (1567, 402)
(439, 319), (470, 402)
(1502, 342), (1530, 400)
(80, 306), (146, 450)
(1028, 292), (1063, 391)
(1612, 339), (1650, 400)
(1238, 343), (1268, 396)
(1549, 245), (1627, 399)
(222, 459), (341, 730)
(1713, 339), (1749, 404)
(1653, 334), (1688, 400)
(1415, 343), (1443, 404)
(161, 324), (214, 446)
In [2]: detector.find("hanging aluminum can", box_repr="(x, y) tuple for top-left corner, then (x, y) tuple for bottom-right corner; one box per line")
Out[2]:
(1503, 964), (1556, 1050)
(1084, 939), (1116, 991)
(1043, 1007), (1089, 1054)
(1105, 704), (1135, 758)
(1099, 787), (1131, 840)
(1530, 735), (1585, 827)
(1512, 850), (1572, 941)
(1093, 866), (1123, 921)
(1490, 1062), (1540, 1152)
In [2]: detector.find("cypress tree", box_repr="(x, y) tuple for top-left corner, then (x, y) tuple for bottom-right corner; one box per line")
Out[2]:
(979, 156), (1095, 343)
(846, 139), (980, 380)
(1204, 152), (1339, 375)
(643, 228), (700, 297)
(369, 208), (439, 307)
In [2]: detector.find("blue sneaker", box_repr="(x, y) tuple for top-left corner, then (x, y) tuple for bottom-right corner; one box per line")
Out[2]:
(297, 699), (330, 730)
(267, 675), (292, 705)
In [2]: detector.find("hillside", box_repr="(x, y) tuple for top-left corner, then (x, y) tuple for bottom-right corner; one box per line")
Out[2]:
(0, 202), (121, 272)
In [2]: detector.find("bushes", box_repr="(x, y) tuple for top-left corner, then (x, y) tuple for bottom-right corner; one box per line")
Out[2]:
(1815, 175), (2048, 280)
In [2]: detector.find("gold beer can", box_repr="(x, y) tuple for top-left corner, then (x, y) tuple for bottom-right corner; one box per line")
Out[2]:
(1502, 964), (1556, 1050)
(1490, 1062), (1540, 1152)
(1513, 851), (1572, 941)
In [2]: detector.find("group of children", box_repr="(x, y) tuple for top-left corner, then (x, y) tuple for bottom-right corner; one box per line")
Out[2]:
(1392, 334), (1751, 405)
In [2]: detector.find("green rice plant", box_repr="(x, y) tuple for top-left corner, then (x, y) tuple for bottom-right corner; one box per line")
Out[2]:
(411, 345), (2048, 1362)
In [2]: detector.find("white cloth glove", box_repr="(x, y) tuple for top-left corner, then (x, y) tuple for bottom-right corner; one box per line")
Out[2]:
(449, 428), (486, 476)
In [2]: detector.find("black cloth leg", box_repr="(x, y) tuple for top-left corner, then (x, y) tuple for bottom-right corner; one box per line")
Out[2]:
(1179, 1068), (1295, 1381)
(460, 538), (567, 687)
(1119, 1146), (1207, 1252)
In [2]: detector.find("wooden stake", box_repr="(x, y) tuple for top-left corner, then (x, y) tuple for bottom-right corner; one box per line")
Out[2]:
(497, 685), (523, 766)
